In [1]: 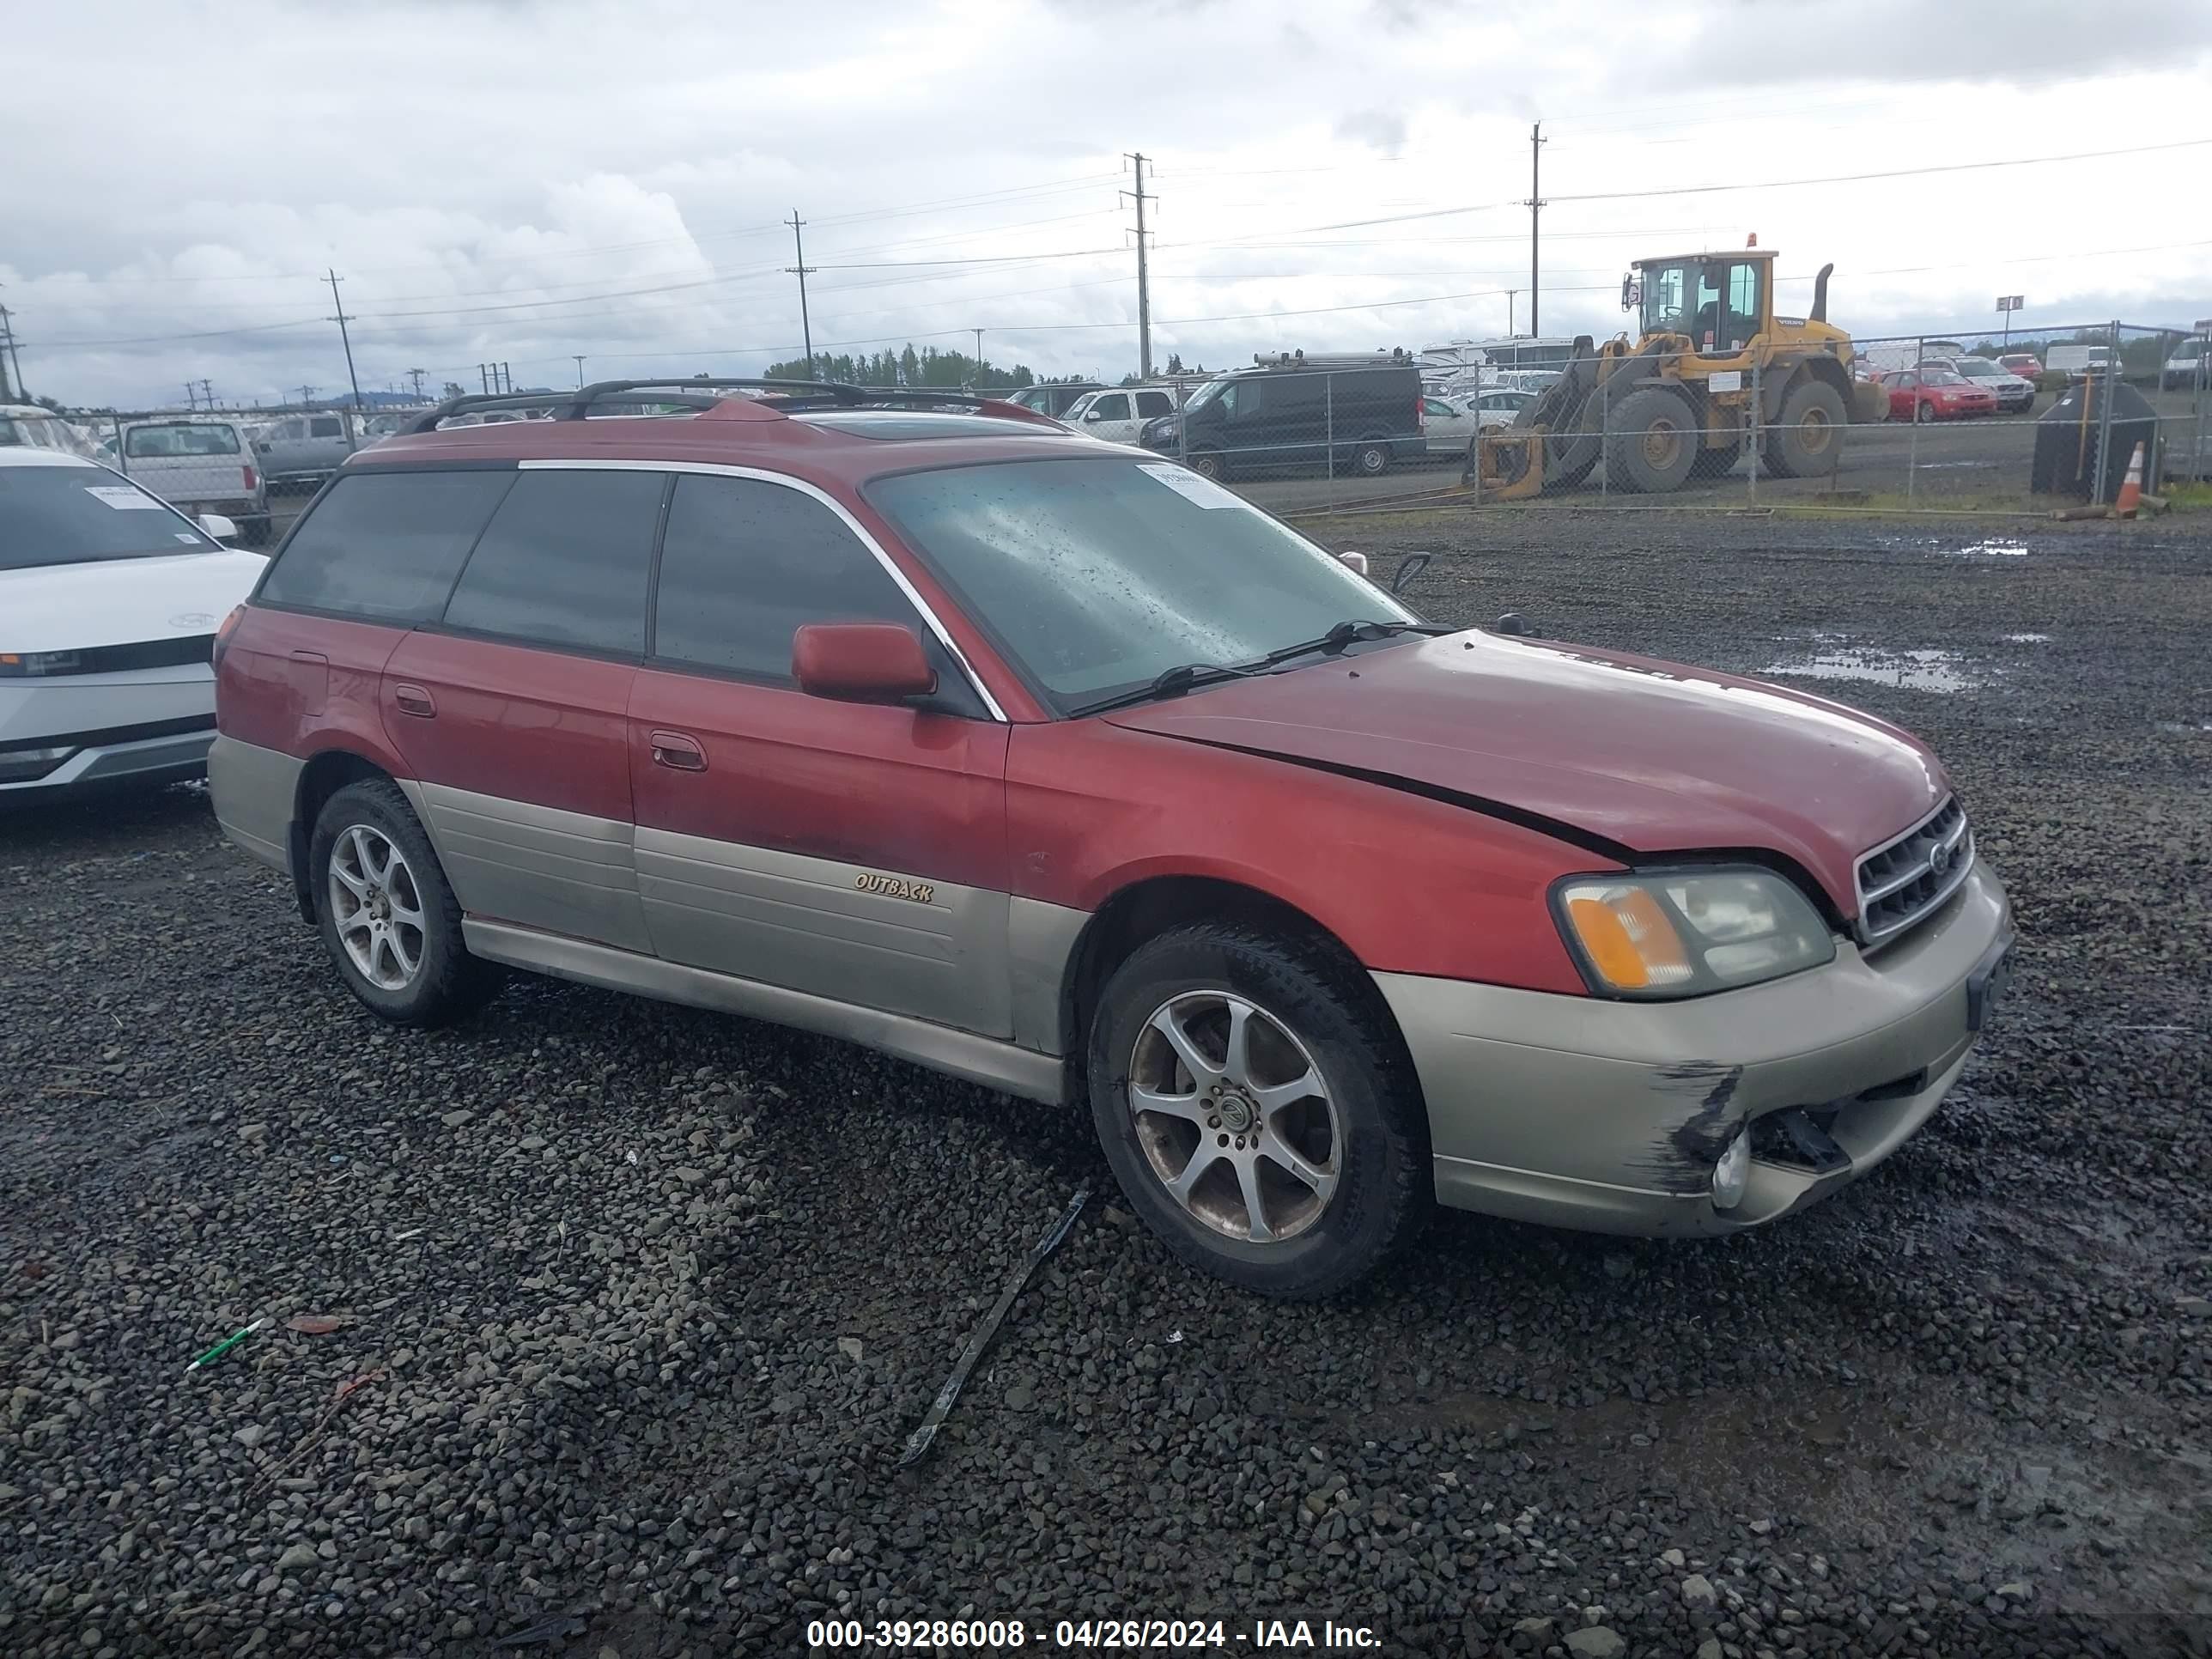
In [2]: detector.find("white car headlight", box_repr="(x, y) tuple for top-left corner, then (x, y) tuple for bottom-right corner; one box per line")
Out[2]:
(1555, 868), (1836, 998)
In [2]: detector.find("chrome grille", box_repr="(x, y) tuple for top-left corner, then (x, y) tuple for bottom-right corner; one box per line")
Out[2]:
(1856, 796), (1972, 947)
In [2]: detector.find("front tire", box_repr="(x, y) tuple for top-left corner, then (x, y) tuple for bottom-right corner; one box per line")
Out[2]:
(310, 780), (503, 1027)
(1085, 923), (1430, 1298)
(1915, 399), (1937, 423)
(1604, 386), (1700, 495)
(1766, 380), (1847, 477)
(1349, 438), (1390, 477)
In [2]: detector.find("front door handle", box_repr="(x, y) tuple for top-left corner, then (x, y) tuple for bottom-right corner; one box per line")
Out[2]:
(649, 730), (707, 771)
(392, 683), (436, 718)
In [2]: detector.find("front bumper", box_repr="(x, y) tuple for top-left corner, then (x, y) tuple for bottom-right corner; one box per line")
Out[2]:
(0, 672), (219, 797)
(1376, 859), (2011, 1236)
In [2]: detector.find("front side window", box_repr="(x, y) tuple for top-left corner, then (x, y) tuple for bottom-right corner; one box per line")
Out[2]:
(867, 455), (1412, 712)
(1089, 393), (1131, 422)
(0, 465), (215, 570)
(441, 468), (664, 654)
(653, 475), (923, 683)
(258, 470), (514, 621)
(1639, 264), (1690, 337)
(125, 424), (242, 458)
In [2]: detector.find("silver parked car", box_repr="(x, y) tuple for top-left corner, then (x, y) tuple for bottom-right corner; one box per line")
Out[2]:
(251, 410), (360, 489)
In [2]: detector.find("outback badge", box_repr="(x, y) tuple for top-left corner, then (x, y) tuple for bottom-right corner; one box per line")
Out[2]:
(855, 872), (935, 904)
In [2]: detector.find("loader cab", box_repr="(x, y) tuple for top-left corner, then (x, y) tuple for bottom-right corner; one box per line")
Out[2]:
(1628, 252), (1775, 355)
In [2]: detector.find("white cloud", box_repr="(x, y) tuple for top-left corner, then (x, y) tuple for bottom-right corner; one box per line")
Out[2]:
(3, 0), (2207, 408)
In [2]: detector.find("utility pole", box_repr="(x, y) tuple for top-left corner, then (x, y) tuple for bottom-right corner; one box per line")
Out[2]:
(296, 385), (318, 405)
(1123, 153), (1154, 380)
(1506, 289), (1517, 336)
(785, 211), (816, 377)
(0, 305), (21, 402)
(185, 381), (198, 410)
(326, 270), (363, 411)
(573, 354), (587, 388)
(198, 378), (213, 410)
(1526, 123), (1547, 336)
(971, 328), (985, 386)
(407, 368), (426, 402)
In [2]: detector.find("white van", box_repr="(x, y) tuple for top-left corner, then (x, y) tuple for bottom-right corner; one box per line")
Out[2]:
(1061, 385), (1181, 446)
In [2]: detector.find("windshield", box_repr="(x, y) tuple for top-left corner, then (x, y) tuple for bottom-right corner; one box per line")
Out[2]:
(1922, 369), (1963, 386)
(0, 465), (215, 570)
(1955, 359), (1998, 376)
(866, 455), (1413, 711)
(1182, 376), (1231, 412)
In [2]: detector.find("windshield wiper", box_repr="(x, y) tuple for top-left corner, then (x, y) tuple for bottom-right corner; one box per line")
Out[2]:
(1254, 617), (1454, 669)
(1070, 620), (1449, 719)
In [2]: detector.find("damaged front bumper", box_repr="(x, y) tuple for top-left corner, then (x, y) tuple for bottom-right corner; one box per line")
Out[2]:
(1375, 859), (2011, 1237)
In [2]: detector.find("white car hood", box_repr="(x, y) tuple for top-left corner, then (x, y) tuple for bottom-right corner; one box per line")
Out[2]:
(0, 550), (267, 653)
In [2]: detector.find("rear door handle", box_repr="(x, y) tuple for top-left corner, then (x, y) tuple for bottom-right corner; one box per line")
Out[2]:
(392, 683), (436, 718)
(649, 730), (707, 771)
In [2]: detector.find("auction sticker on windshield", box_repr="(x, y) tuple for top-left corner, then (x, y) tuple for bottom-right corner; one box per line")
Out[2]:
(85, 486), (163, 509)
(1138, 461), (1243, 508)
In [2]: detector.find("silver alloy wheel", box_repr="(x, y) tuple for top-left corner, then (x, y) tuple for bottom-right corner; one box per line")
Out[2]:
(327, 823), (426, 991)
(1127, 990), (1341, 1244)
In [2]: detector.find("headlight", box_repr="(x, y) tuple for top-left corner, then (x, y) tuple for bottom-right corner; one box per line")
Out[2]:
(0, 651), (84, 678)
(1555, 868), (1835, 997)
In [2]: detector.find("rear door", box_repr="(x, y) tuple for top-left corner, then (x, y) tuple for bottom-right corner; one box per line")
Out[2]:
(380, 463), (666, 951)
(628, 469), (1013, 1036)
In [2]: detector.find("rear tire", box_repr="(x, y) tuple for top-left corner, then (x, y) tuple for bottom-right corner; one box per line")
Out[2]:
(1604, 386), (1700, 495)
(1184, 447), (1226, 482)
(1766, 380), (1848, 478)
(1085, 922), (1430, 1298)
(1350, 437), (1390, 477)
(310, 780), (503, 1028)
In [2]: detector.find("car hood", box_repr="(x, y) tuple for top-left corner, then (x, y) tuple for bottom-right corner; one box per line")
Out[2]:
(1102, 630), (1948, 914)
(0, 549), (267, 653)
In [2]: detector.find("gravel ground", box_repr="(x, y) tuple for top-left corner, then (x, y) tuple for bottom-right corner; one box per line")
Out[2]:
(3, 514), (2209, 1658)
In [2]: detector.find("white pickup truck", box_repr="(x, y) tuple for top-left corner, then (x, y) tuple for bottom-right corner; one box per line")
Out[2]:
(116, 418), (270, 546)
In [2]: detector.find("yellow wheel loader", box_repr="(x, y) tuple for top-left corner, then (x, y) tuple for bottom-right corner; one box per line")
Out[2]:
(1468, 246), (1889, 499)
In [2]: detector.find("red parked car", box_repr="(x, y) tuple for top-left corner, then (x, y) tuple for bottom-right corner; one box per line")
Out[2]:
(1881, 368), (1999, 422)
(208, 380), (2012, 1297)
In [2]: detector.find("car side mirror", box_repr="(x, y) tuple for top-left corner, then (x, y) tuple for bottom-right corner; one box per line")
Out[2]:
(1335, 550), (1370, 576)
(196, 513), (240, 543)
(1389, 551), (1432, 595)
(1494, 611), (1533, 636)
(1085, 409), (1105, 422)
(793, 623), (938, 704)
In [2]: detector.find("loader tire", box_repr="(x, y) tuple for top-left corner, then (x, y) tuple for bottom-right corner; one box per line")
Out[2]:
(1765, 380), (1848, 478)
(1604, 387), (1700, 495)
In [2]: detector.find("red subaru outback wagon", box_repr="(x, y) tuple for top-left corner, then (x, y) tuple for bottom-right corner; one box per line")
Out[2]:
(210, 380), (2012, 1297)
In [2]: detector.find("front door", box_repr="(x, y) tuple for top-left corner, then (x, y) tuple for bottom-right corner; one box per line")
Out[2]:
(380, 464), (665, 951)
(627, 470), (1013, 1036)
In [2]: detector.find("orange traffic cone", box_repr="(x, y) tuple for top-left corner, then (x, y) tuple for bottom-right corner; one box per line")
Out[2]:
(2114, 441), (2145, 519)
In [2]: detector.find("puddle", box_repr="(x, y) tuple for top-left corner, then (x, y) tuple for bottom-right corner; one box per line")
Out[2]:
(1762, 647), (1981, 693)
(1947, 538), (2030, 557)
(2154, 720), (2212, 733)
(1919, 459), (1999, 470)
(2005, 632), (2051, 643)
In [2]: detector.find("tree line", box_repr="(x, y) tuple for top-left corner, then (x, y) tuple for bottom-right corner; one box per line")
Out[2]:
(762, 345), (1044, 390)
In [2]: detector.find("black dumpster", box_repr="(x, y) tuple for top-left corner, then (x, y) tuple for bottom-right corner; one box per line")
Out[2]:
(2032, 378), (2162, 501)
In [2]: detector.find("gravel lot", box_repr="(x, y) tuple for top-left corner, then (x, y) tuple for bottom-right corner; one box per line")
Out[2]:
(3, 514), (2209, 1658)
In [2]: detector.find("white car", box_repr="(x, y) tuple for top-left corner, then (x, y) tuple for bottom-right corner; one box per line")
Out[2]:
(1061, 386), (1180, 446)
(1949, 357), (2039, 414)
(0, 405), (101, 458)
(2162, 338), (2209, 391)
(1420, 395), (1480, 453)
(0, 450), (267, 799)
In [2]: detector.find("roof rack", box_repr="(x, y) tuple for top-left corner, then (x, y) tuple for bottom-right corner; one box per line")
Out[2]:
(403, 378), (1059, 434)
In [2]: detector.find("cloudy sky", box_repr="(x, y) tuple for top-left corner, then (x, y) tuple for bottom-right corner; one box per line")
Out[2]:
(6, 0), (2209, 410)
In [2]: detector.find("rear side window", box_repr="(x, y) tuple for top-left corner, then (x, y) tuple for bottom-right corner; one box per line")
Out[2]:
(1135, 391), (1174, 418)
(259, 471), (514, 622)
(126, 424), (241, 458)
(441, 468), (665, 655)
(653, 476), (919, 682)
(308, 416), (343, 439)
